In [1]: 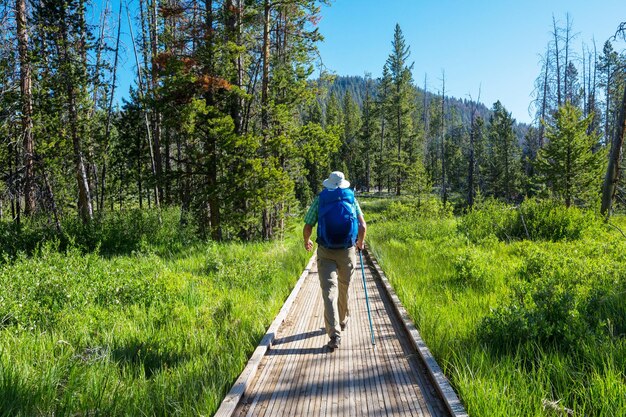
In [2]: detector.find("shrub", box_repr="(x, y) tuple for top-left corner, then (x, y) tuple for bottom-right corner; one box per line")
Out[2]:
(478, 243), (626, 352)
(382, 197), (452, 221)
(0, 208), (197, 262)
(458, 198), (515, 242)
(452, 247), (495, 291)
(459, 198), (600, 243)
(514, 199), (599, 241)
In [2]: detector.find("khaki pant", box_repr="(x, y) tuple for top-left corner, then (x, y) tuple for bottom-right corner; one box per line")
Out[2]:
(317, 245), (356, 338)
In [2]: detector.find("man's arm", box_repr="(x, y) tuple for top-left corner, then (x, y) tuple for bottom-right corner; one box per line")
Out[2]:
(303, 223), (314, 251)
(356, 214), (367, 251)
(303, 197), (319, 251)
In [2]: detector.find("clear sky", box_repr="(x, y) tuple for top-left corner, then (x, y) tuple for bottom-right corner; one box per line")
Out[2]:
(315, 0), (625, 124)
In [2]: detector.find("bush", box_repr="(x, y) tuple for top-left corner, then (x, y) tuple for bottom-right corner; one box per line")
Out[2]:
(478, 243), (626, 352)
(0, 208), (197, 262)
(0, 245), (169, 330)
(458, 198), (516, 242)
(452, 247), (495, 291)
(459, 198), (600, 243)
(515, 199), (599, 241)
(382, 197), (452, 221)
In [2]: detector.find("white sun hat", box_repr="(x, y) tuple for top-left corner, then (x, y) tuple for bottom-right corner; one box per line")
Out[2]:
(322, 171), (350, 190)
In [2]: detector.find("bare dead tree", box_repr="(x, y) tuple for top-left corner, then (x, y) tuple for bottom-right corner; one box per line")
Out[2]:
(440, 70), (447, 205)
(99, 0), (122, 212)
(601, 77), (626, 216)
(600, 23), (626, 216)
(127, 1), (161, 219)
(552, 15), (562, 107)
(16, 0), (35, 215)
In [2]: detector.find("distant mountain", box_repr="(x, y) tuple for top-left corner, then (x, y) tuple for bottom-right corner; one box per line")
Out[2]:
(324, 75), (529, 140)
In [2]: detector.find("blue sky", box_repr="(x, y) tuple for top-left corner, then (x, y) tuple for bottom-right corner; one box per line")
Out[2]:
(316, 0), (625, 124)
(104, 0), (625, 125)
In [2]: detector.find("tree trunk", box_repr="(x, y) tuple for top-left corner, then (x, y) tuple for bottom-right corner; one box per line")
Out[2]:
(68, 85), (93, 222)
(59, 9), (92, 222)
(261, 0), (271, 135)
(17, 0), (35, 216)
(396, 90), (401, 196)
(601, 83), (626, 216)
(563, 14), (570, 102)
(204, 0), (221, 240)
(539, 48), (549, 147)
(378, 112), (385, 193)
(149, 0), (164, 201)
(127, 2), (161, 215)
(552, 15), (562, 107)
(43, 168), (62, 232)
(441, 75), (447, 205)
(100, 0), (122, 211)
(225, 0), (243, 134)
(468, 119), (475, 207)
(137, 130), (143, 209)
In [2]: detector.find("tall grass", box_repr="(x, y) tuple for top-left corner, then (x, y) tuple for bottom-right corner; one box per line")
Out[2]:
(365, 197), (626, 417)
(0, 209), (310, 416)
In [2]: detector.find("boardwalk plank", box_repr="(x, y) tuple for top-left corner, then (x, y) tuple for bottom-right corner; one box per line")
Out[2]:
(228, 249), (465, 417)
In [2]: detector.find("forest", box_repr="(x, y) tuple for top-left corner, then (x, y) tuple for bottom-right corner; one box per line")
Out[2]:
(1, 0), (626, 415)
(0, 1), (625, 236)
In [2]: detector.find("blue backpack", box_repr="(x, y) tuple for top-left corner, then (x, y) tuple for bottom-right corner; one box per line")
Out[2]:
(316, 188), (358, 249)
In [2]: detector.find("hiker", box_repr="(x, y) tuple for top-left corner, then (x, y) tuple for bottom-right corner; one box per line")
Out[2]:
(303, 171), (367, 350)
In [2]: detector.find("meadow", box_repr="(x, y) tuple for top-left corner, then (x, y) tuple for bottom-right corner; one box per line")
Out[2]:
(364, 197), (626, 417)
(3, 198), (626, 417)
(0, 209), (310, 416)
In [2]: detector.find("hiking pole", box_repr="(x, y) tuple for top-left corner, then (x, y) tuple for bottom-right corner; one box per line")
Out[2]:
(359, 249), (375, 346)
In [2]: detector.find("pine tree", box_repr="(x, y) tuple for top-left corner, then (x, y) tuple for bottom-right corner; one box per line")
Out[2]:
(341, 91), (361, 184)
(359, 74), (378, 192)
(486, 101), (521, 201)
(385, 24), (415, 195)
(375, 65), (392, 193)
(536, 103), (605, 207)
(34, 0), (95, 222)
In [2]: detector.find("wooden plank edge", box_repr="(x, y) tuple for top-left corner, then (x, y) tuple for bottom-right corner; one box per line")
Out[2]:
(214, 252), (317, 417)
(364, 248), (469, 417)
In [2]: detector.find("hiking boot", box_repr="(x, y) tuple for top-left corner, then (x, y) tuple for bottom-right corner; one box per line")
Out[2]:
(327, 335), (341, 350)
(340, 316), (350, 331)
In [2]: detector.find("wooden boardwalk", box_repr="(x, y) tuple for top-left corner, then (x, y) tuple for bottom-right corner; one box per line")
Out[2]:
(216, 250), (467, 417)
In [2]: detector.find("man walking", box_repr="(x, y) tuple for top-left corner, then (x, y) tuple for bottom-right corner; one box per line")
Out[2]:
(303, 171), (367, 350)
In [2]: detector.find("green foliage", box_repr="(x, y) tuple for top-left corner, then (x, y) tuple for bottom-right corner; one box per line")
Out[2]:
(535, 103), (606, 207)
(384, 24), (416, 195)
(486, 101), (522, 201)
(0, 208), (195, 261)
(0, 211), (310, 416)
(478, 240), (626, 352)
(459, 197), (601, 242)
(366, 197), (626, 416)
(452, 247), (495, 291)
(382, 197), (452, 221)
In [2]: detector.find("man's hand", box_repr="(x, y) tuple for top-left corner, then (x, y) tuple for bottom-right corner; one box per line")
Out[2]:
(356, 214), (367, 252)
(303, 224), (314, 251)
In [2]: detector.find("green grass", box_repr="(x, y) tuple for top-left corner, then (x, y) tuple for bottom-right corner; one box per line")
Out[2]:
(0, 209), (310, 416)
(364, 198), (626, 417)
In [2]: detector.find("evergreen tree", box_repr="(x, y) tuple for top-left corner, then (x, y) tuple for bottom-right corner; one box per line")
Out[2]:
(599, 41), (620, 143)
(341, 91), (361, 184)
(374, 65), (392, 193)
(486, 101), (521, 201)
(359, 74), (378, 191)
(385, 24), (415, 195)
(468, 115), (486, 205)
(33, 0), (95, 222)
(536, 103), (605, 207)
